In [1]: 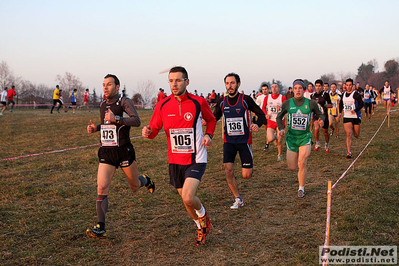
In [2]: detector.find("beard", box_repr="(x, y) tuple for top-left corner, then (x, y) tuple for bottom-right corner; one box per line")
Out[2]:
(228, 88), (238, 97)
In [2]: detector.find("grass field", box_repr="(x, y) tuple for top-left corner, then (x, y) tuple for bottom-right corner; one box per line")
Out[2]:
(0, 106), (398, 265)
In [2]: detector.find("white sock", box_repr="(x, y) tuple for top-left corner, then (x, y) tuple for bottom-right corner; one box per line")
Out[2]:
(193, 219), (201, 229)
(325, 142), (329, 148)
(195, 204), (206, 218)
(299, 186), (305, 192)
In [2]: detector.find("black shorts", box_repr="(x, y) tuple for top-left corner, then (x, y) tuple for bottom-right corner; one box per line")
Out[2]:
(53, 99), (62, 106)
(223, 142), (253, 168)
(71, 102), (77, 106)
(364, 102), (372, 114)
(343, 118), (361, 125)
(98, 142), (135, 168)
(7, 100), (15, 105)
(169, 163), (207, 189)
(1, 101), (6, 106)
(314, 114), (329, 130)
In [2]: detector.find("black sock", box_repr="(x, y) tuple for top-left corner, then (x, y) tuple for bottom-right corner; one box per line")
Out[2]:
(96, 195), (108, 229)
(138, 175), (148, 187)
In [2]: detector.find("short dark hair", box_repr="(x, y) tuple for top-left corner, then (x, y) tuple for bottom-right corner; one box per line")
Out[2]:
(12, 85), (15, 89)
(169, 66), (188, 79)
(85, 88), (89, 91)
(315, 79), (323, 86)
(104, 74), (120, 86)
(224, 72), (241, 84)
(324, 82), (329, 86)
(345, 78), (354, 85)
(331, 83), (337, 86)
(74, 88), (77, 91)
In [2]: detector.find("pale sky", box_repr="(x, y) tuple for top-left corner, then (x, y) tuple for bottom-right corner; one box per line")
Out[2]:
(2, 0), (398, 96)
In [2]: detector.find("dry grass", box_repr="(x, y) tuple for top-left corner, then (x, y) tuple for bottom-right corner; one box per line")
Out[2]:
(0, 106), (398, 265)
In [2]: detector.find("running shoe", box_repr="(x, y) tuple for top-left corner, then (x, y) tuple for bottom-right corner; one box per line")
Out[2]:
(86, 224), (107, 239)
(195, 229), (207, 246)
(297, 189), (305, 199)
(324, 148), (329, 154)
(199, 212), (211, 234)
(329, 127), (335, 136)
(230, 197), (244, 209)
(277, 155), (283, 162)
(263, 144), (269, 152)
(313, 144), (320, 151)
(144, 174), (155, 193)
(346, 152), (352, 159)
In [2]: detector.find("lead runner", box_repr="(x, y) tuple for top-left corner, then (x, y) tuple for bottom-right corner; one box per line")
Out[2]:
(86, 74), (155, 239)
(277, 79), (324, 199)
(142, 66), (216, 245)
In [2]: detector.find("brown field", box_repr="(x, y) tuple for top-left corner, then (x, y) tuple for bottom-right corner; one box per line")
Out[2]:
(0, 105), (398, 265)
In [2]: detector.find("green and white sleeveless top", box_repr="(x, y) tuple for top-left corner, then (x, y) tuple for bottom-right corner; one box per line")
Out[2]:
(287, 98), (312, 136)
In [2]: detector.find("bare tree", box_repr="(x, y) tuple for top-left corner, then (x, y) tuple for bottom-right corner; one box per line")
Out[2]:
(0, 61), (14, 88)
(337, 71), (354, 82)
(134, 80), (157, 107)
(320, 73), (336, 84)
(55, 72), (85, 100)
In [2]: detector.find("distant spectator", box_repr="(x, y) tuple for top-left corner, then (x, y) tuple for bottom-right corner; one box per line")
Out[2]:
(157, 88), (166, 103)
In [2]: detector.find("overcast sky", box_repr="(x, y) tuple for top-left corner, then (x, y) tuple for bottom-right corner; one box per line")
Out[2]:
(2, 0), (398, 95)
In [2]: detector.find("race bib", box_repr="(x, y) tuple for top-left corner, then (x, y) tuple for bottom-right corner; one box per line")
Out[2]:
(170, 128), (194, 153)
(291, 114), (308, 131)
(101, 124), (117, 146)
(226, 117), (244, 136)
(269, 106), (278, 113)
(332, 101), (338, 108)
(344, 104), (354, 111)
(364, 93), (370, 99)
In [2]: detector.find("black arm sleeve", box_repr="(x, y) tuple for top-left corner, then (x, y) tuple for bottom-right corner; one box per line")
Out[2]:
(243, 95), (266, 127)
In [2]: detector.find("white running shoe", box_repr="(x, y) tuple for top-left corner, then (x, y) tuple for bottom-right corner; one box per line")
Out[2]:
(230, 197), (244, 209)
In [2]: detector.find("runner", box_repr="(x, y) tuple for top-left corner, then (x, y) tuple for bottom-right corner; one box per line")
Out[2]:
(328, 83), (341, 138)
(58, 89), (68, 112)
(0, 87), (8, 115)
(142, 66), (216, 246)
(69, 88), (78, 114)
(255, 83), (269, 109)
(363, 84), (374, 121)
(7, 85), (16, 113)
(276, 79), (324, 199)
(285, 87), (294, 100)
(261, 82), (287, 161)
(86, 74), (155, 239)
(213, 72), (266, 209)
(379, 80), (395, 116)
(311, 79), (332, 153)
(339, 78), (364, 159)
(81, 88), (91, 112)
(304, 82), (314, 99)
(50, 85), (63, 114)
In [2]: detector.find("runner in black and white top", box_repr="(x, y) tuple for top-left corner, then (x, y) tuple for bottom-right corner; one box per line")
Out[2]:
(339, 78), (364, 159)
(85, 74), (155, 239)
(379, 80), (395, 116)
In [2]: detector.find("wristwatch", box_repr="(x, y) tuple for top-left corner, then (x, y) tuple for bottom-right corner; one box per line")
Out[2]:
(115, 115), (121, 124)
